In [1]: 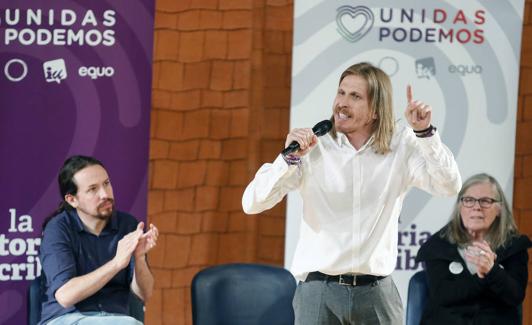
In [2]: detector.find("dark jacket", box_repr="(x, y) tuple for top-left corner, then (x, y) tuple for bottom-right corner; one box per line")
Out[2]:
(416, 228), (531, 325)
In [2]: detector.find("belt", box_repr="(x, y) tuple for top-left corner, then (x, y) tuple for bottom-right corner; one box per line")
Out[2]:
(305, 271), (385, 286)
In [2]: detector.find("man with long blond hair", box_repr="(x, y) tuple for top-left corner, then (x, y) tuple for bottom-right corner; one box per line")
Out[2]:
(242, 62), (461, 324)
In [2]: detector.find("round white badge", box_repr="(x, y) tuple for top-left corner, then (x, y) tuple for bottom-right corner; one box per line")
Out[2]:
(449, 261), (464, 274)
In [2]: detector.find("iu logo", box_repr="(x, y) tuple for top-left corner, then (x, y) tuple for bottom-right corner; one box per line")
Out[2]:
(43, 59), (67, 84)
(415, 57), (436, 80)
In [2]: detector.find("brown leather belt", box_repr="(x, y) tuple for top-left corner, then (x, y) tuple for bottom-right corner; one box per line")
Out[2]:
(305, 271), (385, 286)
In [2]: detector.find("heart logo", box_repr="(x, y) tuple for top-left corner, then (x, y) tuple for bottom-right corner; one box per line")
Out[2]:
(336, 5), (374, 43)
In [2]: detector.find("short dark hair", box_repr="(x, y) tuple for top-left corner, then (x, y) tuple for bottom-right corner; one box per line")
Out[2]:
(43, 155), (105, 231)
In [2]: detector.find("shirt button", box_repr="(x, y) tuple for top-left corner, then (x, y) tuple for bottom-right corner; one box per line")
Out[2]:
(98, 303), (103, 309)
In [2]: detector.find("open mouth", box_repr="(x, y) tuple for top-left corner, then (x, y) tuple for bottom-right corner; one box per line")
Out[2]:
(336, 111), (350, 120)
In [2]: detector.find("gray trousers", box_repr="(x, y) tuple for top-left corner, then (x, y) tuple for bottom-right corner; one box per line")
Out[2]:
(293, 275), (403, 325)
(46, 311), (143, 325)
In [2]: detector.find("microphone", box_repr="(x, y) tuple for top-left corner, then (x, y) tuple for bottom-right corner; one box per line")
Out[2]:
(281, 120), (333, 156)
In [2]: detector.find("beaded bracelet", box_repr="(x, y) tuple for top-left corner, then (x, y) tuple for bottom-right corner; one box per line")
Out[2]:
(282, 153), (302, 167)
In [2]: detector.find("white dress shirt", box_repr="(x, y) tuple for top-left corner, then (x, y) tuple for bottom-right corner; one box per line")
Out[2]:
(242, 124), (461, 281)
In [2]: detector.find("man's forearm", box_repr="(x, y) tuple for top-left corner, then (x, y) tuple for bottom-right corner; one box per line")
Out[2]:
(55, 258), (122, 308)
(131, 255), (154, 301)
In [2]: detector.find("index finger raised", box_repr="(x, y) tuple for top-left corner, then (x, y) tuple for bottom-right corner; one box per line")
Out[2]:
(406, 84), (413, 103)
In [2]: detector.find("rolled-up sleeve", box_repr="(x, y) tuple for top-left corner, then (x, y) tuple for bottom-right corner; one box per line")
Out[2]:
(40, 221), (77, 295)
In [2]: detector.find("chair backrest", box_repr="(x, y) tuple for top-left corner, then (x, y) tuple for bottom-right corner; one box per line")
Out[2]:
(405, 270), (429, 325)
(27, 275), (145, 325)
(27, 276), (46, 325)
(128, 293), (145, 323)
(191, 263), (297, 325)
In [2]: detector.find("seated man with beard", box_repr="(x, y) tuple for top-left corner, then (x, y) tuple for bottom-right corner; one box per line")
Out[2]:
(39, 155), (158, 325)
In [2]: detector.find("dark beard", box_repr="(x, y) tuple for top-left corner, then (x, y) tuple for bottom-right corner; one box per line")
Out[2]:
(96, 199), (115, 220)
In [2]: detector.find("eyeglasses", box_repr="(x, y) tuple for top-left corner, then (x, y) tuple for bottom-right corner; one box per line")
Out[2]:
(460, 196), (499, 208)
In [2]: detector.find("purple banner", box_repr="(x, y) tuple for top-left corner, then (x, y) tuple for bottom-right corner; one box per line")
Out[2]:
(0, 1), (155, 323)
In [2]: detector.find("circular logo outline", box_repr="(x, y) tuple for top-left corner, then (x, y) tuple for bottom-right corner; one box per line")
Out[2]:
(378, 56), (400, 77)
(4, 58), (28, 82)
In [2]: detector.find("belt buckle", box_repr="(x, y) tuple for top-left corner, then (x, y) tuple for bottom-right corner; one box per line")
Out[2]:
(338, 274), (355, 286)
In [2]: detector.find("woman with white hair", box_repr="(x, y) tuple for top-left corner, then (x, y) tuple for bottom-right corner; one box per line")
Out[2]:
(416, 173), (531, 325)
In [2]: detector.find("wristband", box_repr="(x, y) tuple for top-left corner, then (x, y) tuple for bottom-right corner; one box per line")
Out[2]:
(414, 125), (437, 138)
(282, 153), (302, 167)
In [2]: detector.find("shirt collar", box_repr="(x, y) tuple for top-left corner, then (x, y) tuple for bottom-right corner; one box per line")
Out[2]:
(67, 209), (85, 233)
(68, 209), (119, 234)
(335, 132), (375, 152)
(334, 132), (348, 146)
(108, 212), (119, 231)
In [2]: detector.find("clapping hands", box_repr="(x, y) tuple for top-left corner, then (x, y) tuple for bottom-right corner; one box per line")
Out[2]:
(464, 240), (497, 278)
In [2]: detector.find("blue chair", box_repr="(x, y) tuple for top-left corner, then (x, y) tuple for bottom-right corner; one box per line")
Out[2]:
(28, 275), (46, 325)
(27, 275), (145, 325)
(405, 270), (429, 325)
(191, 263), (297, 325)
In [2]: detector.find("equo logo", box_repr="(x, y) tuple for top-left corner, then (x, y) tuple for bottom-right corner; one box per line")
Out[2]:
(78, 66), (115, 79)
(336, 6), (374, 42)
(448, 64), (482, 76)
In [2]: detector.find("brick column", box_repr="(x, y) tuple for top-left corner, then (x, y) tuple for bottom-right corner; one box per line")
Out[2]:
(515, 1), (532, 324)
(147, 1), (293, 324)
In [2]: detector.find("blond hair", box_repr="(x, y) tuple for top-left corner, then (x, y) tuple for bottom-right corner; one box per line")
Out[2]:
(330, 62), (395, 154)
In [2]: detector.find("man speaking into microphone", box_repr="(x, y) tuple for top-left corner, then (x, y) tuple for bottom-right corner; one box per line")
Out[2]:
(242, 62), (461, 325)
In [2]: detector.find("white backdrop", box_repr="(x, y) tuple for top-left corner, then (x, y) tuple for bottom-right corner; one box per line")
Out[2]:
(286, 0), (525, 313)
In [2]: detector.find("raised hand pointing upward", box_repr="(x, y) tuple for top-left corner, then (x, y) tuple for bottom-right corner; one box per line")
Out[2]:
(405, 85), (432, 131)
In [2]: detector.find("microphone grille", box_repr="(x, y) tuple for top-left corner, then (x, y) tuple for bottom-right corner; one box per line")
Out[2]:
(312, 120), (333, 136)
